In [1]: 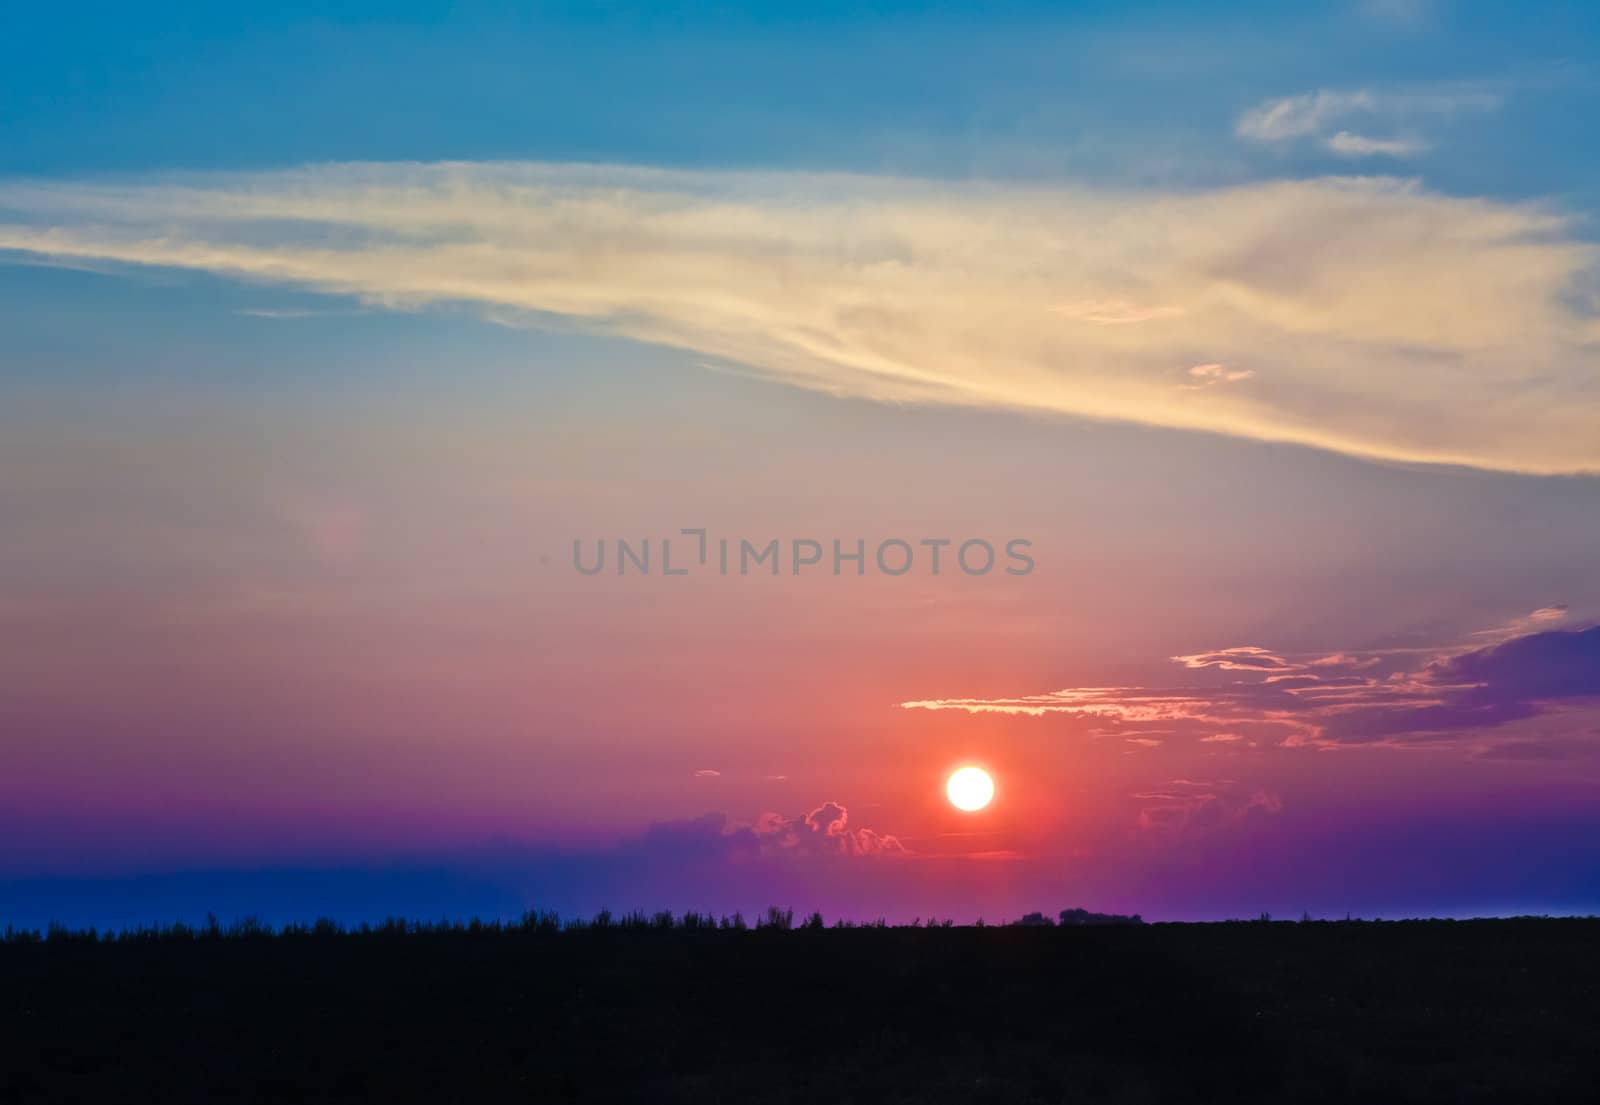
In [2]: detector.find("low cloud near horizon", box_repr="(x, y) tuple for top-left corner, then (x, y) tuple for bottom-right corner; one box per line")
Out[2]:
(2, 161), (1599, 474)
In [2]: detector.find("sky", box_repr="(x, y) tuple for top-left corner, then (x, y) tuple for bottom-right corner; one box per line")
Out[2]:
(3, 0), (1600, 929)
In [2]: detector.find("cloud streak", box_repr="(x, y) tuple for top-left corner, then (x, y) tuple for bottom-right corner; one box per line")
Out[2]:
(2, 162), (1598, 472)
(901, 614), (1600, 752)
(1236, 85), (1502, 158)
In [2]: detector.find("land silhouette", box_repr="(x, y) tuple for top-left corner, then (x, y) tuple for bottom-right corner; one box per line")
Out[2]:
(4, 910), (1596, 1103)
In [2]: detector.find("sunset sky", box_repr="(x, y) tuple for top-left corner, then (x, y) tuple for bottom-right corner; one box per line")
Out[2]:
(4, 0), (1600, 928)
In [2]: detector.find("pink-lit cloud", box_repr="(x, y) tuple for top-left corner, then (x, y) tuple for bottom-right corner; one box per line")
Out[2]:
(750, 802), (910, 858)
(902, 612), (1600, 752)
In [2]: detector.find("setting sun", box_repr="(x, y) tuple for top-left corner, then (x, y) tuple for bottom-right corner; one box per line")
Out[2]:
(946, 767), (995, 812)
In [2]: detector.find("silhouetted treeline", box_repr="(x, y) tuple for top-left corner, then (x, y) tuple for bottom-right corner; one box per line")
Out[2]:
(1010, 908), (1144, 927)
(19, 903), (1583, 944)
(0, 908), (805, 944)
(6, 915), (1599, 1103)
(0, 904), (1152, 943)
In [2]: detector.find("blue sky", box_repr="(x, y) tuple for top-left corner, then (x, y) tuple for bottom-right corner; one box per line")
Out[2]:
(5, 1), (1597, 196)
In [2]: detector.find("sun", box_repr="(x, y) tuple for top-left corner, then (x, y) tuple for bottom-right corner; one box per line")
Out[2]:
(946, 766), (995, 812)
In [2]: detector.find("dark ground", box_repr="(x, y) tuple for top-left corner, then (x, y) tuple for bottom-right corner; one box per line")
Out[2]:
(3, 917), (1597, 1104)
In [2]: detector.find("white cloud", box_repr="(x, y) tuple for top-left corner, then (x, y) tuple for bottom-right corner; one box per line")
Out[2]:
(1325, 131), (1428, 158)
(1237, 90), (1381, 143)
(1, 161), (1597, 473)
(1237, 84), (1501, 158)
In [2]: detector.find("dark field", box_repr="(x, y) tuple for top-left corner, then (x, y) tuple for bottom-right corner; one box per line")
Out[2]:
(3, 917), (1597, 1104)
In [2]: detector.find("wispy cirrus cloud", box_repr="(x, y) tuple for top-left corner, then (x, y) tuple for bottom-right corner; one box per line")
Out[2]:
(1236, 84), (1502, 158)
(1, 162), (1597, 473)
(1173, 646), (1295, 672)
(236, 306), (370, 319)
(901, 611), (1600, 752)
(1325, 131), (1428, 158)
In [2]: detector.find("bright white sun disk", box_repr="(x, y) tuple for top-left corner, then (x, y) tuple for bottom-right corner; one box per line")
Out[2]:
(946, 767), (995, 811)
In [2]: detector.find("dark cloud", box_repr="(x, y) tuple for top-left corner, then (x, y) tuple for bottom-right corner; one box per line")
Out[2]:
(1437, 626), (1600, 702)
(639, 812), (747, 861)
(1321, 625), (1600, 743)
(624, 803), (909, 868)
(905, 614), (1600, 752)
(1317, 699), (1541, 743)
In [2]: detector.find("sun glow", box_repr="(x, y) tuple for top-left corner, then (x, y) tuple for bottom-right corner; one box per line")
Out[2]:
(946, 767), (995, 812)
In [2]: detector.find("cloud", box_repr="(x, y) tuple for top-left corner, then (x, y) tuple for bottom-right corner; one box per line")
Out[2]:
(693, 769), (721, 778)
(1432, 624), (1600, 702)
(1134, 779), (1282, 833)
(623, 803), (910, 870)
(1529, 606), (1570, 623)
(749, 802), (910, 858)
(1471, 605), (1569, 645)
(1325, 132), (1428, 158)
(806, 801), (848, 835)
(236, 307), (368, 319)
(1307, 652), (1381, 670)
(1237, 89), (1382, 143)
(2, 162), (1599, 473)
(1236, 85), (1501, 159)
(902, 612), (1600, 751)
(1184, 363), (1254, 389)
(1172, 646), (1293, 672)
